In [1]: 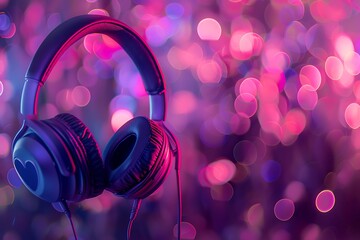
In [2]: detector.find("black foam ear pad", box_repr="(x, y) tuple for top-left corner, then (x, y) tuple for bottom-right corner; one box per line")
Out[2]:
(54, 113), (106, 199)
(103, 116), (170, 198)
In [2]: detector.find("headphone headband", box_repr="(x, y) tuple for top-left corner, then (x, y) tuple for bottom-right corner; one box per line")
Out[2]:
(21, 14), (166, 121)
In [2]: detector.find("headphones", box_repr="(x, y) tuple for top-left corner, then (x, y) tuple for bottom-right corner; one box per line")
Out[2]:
(11, 14), (178, 207)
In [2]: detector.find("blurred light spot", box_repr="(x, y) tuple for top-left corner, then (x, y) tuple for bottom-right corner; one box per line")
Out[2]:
(7, 168), (23, 188)
(82, 197), (104, 213)
(128, 74), (146, 97)
(335, 34), (354, 60)
(338, 70), (354, 88)
(56, 89), (74, 111)
(198, 167), (211, 188)
(354, 81), (360, 101)
(197, 18), (222, 41)
(0, 0), (8, 7)
(257, 99), (280, 124)
(0, 80), (3, 96)
(24, 2), (44, 28)
(210, 183), (234, 201)
(261, 160), (281, 182)
(83, 34), (99, 54)
(0, 51), (7, 75)
(110, 95), (137, 113)
(310, 0), (349, 22)
(87, 0), (97, 2)
(284, 181), (305, 202)
(230, 31), (263, 60)
(315, 190), (335, 213)
(239, 32), (264, 56)
(239, 77), (261, 97)
(232, 115), (251, 135)
(0, 133), (10, 158)
(230, 31), (250, 60)
(71, 86), (91, 107)
(205, 159), (236, 185)
(261, 124), (282, 145)
(172, 91), (197, 115)
(234, 93), (258, 118)
(93, 36), (120, 60)
(111, 109), (133, 132)
(146, 22), (168, 47)
(0, 12), (10, 31)
(131, 5), (153, 21)
(0, 185), (15, 207)
(299, 65), (321, 90)
(0, 13), (15, 38)
(246, 203), (264, 228)
(197, 60), (222, 83)
(274, 199), (295, 221)
(284, 109), (306, 135)
(345, 103), (360, 129)
(267, 51), (291, 72)
(305, 24), (328, 59)
(258, 76), (280, 103)
(351, 129), (360, 150)
(302, 224), (321, 240)
(344, 51), (360, 76)
(297, 85), (318, 110)
(167, 43), (203, 70)
(233, 140), (257, 165)
(281, 128), (298, 147)
(173, 222), (196, 240)
(325, 56), (343, 80)
(0, 80), (13, 101)
(88, 8), (110, 16)
(166, 3), (184, 19)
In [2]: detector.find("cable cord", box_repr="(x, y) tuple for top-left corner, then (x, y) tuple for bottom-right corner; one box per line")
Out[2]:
(175, 162), (182, 240)
(162, 123), (182, 240)
(59, 201), (78, 240)
(127, 199), (142, 240)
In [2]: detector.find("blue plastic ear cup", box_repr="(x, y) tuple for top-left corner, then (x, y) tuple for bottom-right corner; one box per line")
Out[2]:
(103, 117), (172, 199)
(12, 113), (105, 202)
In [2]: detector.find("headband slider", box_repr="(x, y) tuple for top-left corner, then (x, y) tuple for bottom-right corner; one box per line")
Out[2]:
(149, 93), (166, 121)
(21, 78), (41, 118)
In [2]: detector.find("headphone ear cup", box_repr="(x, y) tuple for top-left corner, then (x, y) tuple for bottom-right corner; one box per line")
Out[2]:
(12, 121), (64, 202)
(53, 113), (106, 199)
(103, 116), (172, 199)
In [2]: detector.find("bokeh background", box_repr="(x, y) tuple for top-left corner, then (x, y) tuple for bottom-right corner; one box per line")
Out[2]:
(2, 0), (360, 239)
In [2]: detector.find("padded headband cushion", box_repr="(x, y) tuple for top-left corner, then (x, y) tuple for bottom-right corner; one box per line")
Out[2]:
(26, 14), (164, 94)
(103, 117), (165, 197)
(21, 14), (166, 120)
(55, 113), (105, 198)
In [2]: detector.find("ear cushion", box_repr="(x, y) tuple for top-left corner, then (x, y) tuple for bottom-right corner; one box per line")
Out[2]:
(103, 116), (169, 198)
(54, 113), (106, 199)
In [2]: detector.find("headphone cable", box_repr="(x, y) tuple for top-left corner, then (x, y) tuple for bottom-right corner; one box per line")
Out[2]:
(58, 200), (78, 240)
(127, 199), (142, 240)
(162, 124), (182, 240)
(175, 155), (182, 240)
